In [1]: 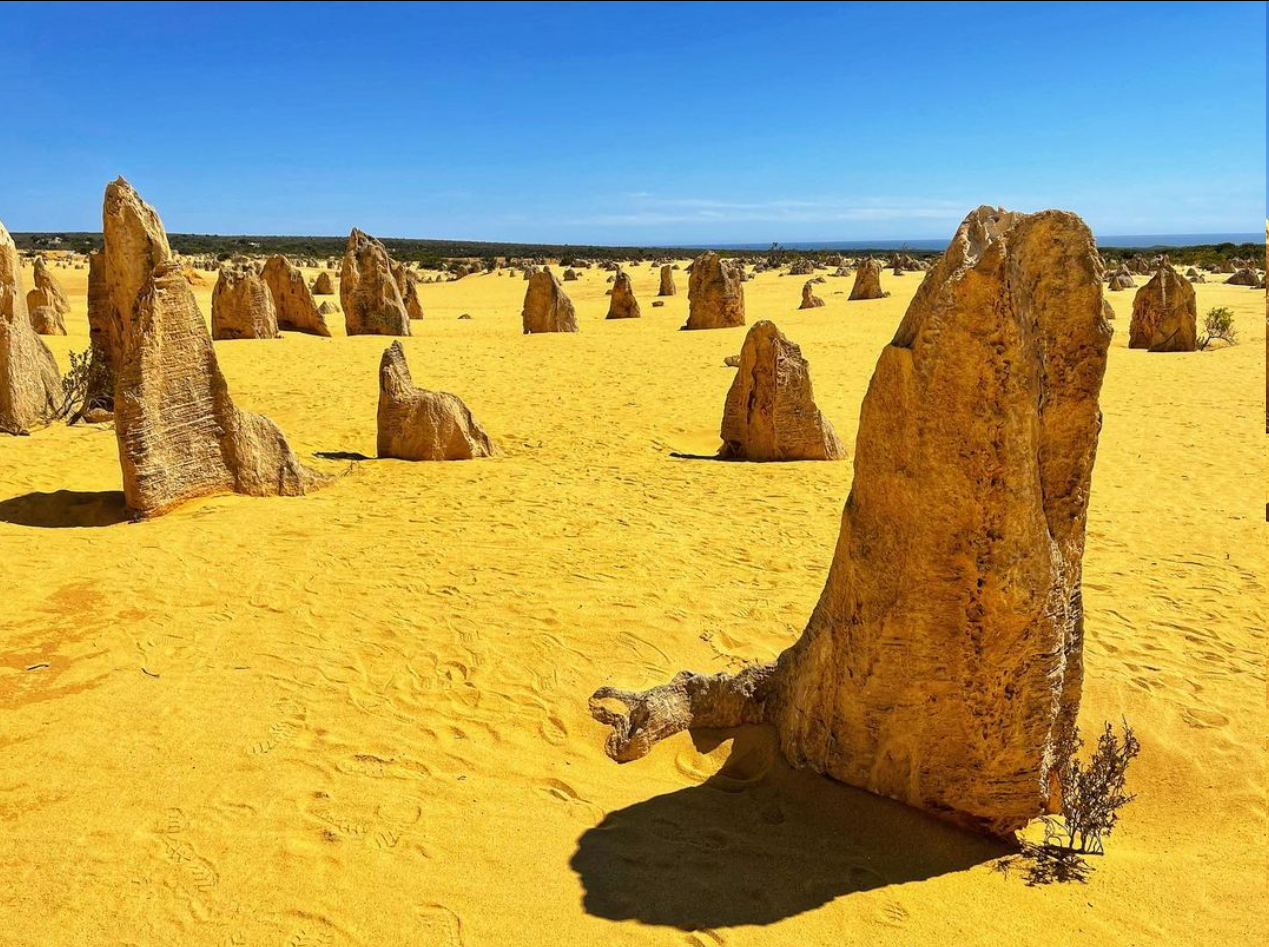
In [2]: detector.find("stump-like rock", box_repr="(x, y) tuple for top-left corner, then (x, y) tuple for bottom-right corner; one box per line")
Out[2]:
(1108, 271), (1135, 291)
(522, 269), (578, 334)
(589, 206), (1112, 837)
(718, 320), (842, 461)
(798, 280), (825, 309)
(1225, 267), (1259, 286)
(376, 341), (498, 461)
(683, 251), (745, 330)
(115, 262), (323, 517)
(1129, 264), (1196, 352)
(312, 271), (335, 294)
(658, 264), (676, 296)
(848, 258), (888, 300)
(26, 257), (70, 335)
(393, 261), (425, 320)
(1, 221), (61, 434)
(261, 255), (330, 336)
(211, 265), (279, 340)
(606, 271), (641, 320)
(340, 229), (411, 335)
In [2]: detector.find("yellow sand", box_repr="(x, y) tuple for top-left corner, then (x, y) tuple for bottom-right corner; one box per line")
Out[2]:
(1, 259), (1264, 945)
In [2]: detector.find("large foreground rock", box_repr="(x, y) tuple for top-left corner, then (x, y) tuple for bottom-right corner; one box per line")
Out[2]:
(340, 229), (411, 335)
(261, 255), (330, 336)
(212, 265), (279, 340)
(848, 258), (888, 300)
(115, 262), (323, 517)
(89, 178), (173, 412)
(1, 221), (61, 434)
(522, 269), (578, 333)
(26, 257), (70, 335)
(606, 270), (641, 319)
(589, 206), (1112, 837)
(683, 251), (745, 330)
(377, 341), (498, 461)
(1129, 264), (1196, 352)
(718, 320), (842, 461)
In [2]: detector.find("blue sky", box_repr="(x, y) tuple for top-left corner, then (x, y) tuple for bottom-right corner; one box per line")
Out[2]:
(1, 1), (1264, 244)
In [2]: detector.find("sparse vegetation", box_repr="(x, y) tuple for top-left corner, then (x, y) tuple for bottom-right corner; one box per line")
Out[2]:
(59, 345), (113, 424)
(1046, 719), (1141, 855)
(1197, 306), (1238, 349)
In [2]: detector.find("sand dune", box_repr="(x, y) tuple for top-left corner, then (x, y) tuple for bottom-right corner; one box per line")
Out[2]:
(0, 258), (1263, 944)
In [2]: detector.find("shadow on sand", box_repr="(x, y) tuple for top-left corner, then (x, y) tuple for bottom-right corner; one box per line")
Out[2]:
(314, 450), (373, 462)
(0, 490), (129, 528)
(571, 727), (1010, 930)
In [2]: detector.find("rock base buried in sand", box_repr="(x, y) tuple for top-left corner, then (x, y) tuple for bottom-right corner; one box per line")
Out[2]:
(606, 271), (641, 319)
(522, 269), (578, 333)
(377, 341), (498, 461)
(848, 258), (888, 300)
(340, 228), (411, 336)
(683, 251), (745, 330)
(26, 257), (70, 335)
(1129, 264), (1196, 352)
(115, 262), (324, 517)
(798, 280), (825, 309)
(589, 205), (1112, 837)
(312, 270), (335, 294)
(658, 264), (676, 296)
(262, 255), (331, 336)
(212, 265), (280, 340)
(718, 320), (842, 462)
(1, 220), (62, 434)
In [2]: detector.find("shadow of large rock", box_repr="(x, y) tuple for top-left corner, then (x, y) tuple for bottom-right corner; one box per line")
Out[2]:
(0, 490), (128, 528)
(571, 727), (1009, 929)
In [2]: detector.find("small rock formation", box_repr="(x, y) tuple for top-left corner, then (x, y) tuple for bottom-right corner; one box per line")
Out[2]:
(788, 259), (815, 276)
(317, 300), (339, 316)
(26, 257), (70, 335)
(799, 280), (825, 309)
(563, 268), (579, 281)
(848, 258), (888, 300)
(115, 262), (323, 517)
(340, 229), (411, 335)
(312, 271), (335, 294)
(261, 255), (330, 336)
(1108, 270), (1135, 291)
(658, 264), (676, 296)
(1, 220), (61, 434)
(521, 269), (579, 334)
(1225, 267), (1259, 286)
(377, 341), (497, 461)
(589, 206), (1112, 837)
(718, 320), (842, 461)
(212, 265), (279, 340)
(683, 251), (745, 330)
(606, 271), (641, 320)
(393, 262), (425, 320)
(1129, 264), (1197, 352)
(651, 300), (665, 308)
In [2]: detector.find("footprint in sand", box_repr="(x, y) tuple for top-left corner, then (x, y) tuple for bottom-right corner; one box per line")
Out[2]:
(250, 697), (307, 756)
(538, 778), (604, 826)
(415, 903), (464, 946)
(878, 900), (911, 927)
(1182, 706), (1229, 729)
(539, 713), (568, 746)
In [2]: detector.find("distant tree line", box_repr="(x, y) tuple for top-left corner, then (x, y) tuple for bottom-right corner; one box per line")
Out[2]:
(11, 232), (1261, 270)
